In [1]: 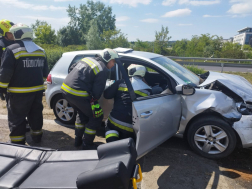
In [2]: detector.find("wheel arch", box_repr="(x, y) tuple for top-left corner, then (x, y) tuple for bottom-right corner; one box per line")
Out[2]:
(50, 92), (63, 109)
(183, 109), (241, 144)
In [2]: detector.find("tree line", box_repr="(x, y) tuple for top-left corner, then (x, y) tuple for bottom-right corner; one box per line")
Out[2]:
(30, 0), (252, 69)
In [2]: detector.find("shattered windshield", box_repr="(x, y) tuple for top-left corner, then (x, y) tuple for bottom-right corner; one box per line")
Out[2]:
(151, 56), (200, 85)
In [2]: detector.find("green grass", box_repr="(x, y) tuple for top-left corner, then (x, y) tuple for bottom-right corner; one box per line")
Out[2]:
(184, 65), (206, 75)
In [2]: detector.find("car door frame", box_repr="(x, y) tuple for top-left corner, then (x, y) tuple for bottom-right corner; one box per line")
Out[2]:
(117, 57), (183, 158)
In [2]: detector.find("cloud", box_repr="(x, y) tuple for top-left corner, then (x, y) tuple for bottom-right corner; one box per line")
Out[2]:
(162, 0), (177, 6)
(178, 23), (193, 26)
(116, 16), (130, 22)
(116, 24), (126, 27)
(0, 0), (66, 11)
(54, 0), (73, 1)
(140, 18), (159, 23)
(161, 8), (192, 17)
(228, 0), (252, 14)
(19, 16), (70, 23)
(102, 0), (152, 7)
(162, 0), (220, 6)
(203, 14), (223, 17)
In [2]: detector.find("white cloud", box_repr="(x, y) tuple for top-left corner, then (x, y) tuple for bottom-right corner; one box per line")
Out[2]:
(116, 16), (130, 22)
(161, 8), (192, 17)
(162, 0), (177, 6)
(116, 24), (126, 27)
(162, 0), (220, 6)
(178, 23), (193, 26)
(0, 0), (66, 11)
(228, 0), (252, 14)
(54, 0), (73, 1)
(20, 16), (70, 23)
(203, 14), (223, 17)
(102, 0), (151, 7)
(140, 18), (159, 23)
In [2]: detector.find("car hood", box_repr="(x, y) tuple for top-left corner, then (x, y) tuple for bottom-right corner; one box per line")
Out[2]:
(199, 71), (252, 102)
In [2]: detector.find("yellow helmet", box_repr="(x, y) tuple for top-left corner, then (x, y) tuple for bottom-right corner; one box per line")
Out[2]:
(0, 19), (14, 36)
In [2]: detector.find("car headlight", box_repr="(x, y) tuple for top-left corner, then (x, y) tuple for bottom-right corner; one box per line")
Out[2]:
(236, 102), (251, 115)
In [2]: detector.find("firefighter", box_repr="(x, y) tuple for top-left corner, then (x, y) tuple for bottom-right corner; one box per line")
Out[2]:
(61, 48), (118, 150)
(0, 19), (15, 100)
(0, 23), (48, 145)
(104, 64), (152, 143)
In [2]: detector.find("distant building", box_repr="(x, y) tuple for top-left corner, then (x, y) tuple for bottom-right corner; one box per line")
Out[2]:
(233, 27), (252, 47)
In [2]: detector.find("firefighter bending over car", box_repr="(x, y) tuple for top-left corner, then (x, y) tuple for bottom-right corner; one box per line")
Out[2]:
(61, 48), (118, 150)
(104, 64), (152, 143)
(0, 23), (49, 144)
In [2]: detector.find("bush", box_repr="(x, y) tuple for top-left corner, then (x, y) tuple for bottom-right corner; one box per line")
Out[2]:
(184, 65), (206, 75)
(40, 44), (87, 70)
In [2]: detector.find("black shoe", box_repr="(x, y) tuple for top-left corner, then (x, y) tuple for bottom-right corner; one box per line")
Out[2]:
(82, 142), (98, 150)
(75, 137), (83, 147)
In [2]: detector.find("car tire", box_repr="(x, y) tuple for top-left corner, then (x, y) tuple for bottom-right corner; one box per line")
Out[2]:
(187, 116), (236, 159)
(52, 94), (76, 124)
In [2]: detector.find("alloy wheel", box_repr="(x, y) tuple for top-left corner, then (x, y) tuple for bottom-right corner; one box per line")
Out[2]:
(55, 99), (74, 122)
(194, 125), (229, 154)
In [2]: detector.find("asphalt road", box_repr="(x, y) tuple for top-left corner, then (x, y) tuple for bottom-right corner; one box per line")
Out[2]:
(1, 115), (252, 189)
(198, 65), (252, 73)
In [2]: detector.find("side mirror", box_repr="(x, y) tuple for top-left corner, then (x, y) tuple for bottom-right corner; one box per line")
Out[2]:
(176, 84), (195, 96)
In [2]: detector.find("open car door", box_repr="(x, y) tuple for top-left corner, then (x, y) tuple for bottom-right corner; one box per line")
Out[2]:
(133, 95), (181, 158)
(116, 59), (182, 158)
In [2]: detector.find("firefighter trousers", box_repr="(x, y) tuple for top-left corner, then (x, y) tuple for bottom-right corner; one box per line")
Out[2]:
(6, 92), (44, 144)
(62, 93), (103, 145)
(105, 115), (135, 143)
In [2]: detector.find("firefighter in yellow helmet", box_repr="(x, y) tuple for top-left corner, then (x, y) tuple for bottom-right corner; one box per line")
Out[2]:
(0, 23), (49, 145)
(0, 19), (15, 63)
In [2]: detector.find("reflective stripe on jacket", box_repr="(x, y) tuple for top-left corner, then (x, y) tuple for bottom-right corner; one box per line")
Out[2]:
(61, 56), (108, 99)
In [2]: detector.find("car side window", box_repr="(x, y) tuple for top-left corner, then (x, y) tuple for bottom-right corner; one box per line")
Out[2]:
(68, 54), (95, 73)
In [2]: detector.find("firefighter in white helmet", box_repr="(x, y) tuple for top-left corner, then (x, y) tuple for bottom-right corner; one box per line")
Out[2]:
(61, 48), (118, 150)
(0, 23), (49, 144)
(104, 64), (152, 143)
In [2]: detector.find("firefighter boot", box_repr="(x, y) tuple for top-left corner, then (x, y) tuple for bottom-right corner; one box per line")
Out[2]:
(82, 141), (98, 150)
(75, 136), (83, 147)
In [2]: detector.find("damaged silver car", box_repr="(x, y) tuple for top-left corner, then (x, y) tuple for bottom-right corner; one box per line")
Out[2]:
(45, 48), (252, 159)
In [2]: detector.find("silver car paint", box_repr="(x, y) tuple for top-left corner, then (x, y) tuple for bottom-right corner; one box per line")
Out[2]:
(199, 71), (252, 102)
(233, 115), (252, 148)
(177, 89), (242, 136)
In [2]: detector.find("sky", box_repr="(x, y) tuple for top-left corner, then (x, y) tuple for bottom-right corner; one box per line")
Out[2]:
(0, 0), (251, 41)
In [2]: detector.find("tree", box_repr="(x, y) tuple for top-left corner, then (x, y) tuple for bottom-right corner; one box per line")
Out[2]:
(57, 26), (81, 46)
(154, 26), (171, 55)
(86, 19), (103, 50)
(134, 39), (153, 52)
(31, 20), (47, 33)
(34, 23), (56, 44)
(173, 39), (188, 56)
(101, 29), (129, 48)
(67, 0), (116, 44)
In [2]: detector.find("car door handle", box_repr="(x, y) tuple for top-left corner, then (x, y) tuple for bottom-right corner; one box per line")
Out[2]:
(141, 111), (153, 118)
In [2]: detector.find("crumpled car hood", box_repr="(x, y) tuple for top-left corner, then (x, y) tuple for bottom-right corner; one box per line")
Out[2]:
(199, 71), (252, 102)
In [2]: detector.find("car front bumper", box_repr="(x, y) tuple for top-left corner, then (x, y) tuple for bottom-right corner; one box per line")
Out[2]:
(233, 115), (252, 148)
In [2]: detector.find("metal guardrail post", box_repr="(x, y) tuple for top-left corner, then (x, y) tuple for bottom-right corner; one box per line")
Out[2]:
(221, 63), (224, 73)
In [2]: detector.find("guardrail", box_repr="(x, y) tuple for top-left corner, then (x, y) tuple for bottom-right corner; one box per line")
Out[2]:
(167, 56), (252, 72)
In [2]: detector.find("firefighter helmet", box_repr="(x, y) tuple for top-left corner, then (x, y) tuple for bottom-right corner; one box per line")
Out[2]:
(128, 64), (146, 77)
(0, 19), (14, 36)
(99, 48), (119, 63)
(9, 23), (33, 40)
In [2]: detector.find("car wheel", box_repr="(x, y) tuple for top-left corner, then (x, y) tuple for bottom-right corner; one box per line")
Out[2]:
(187, 116), (236, 159)
(52, 94), (76, 124)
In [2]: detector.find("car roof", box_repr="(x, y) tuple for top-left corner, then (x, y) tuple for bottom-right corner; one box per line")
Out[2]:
(62, 49), (161, 60)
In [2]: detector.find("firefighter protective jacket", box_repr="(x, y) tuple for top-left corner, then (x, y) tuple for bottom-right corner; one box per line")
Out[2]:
(0, 41), (48, 94)
(61, 55), (109, 100)
(0, 36), (14, 65)
(104, 79), (152, 129)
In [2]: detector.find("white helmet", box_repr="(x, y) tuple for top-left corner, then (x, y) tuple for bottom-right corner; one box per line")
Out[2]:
(99, 48), (119, 63)
(128, 64), (146, 77)
(9, 23), (33, 40)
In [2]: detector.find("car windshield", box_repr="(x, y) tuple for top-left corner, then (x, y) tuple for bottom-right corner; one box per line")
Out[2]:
(151, 56), (200, 85)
